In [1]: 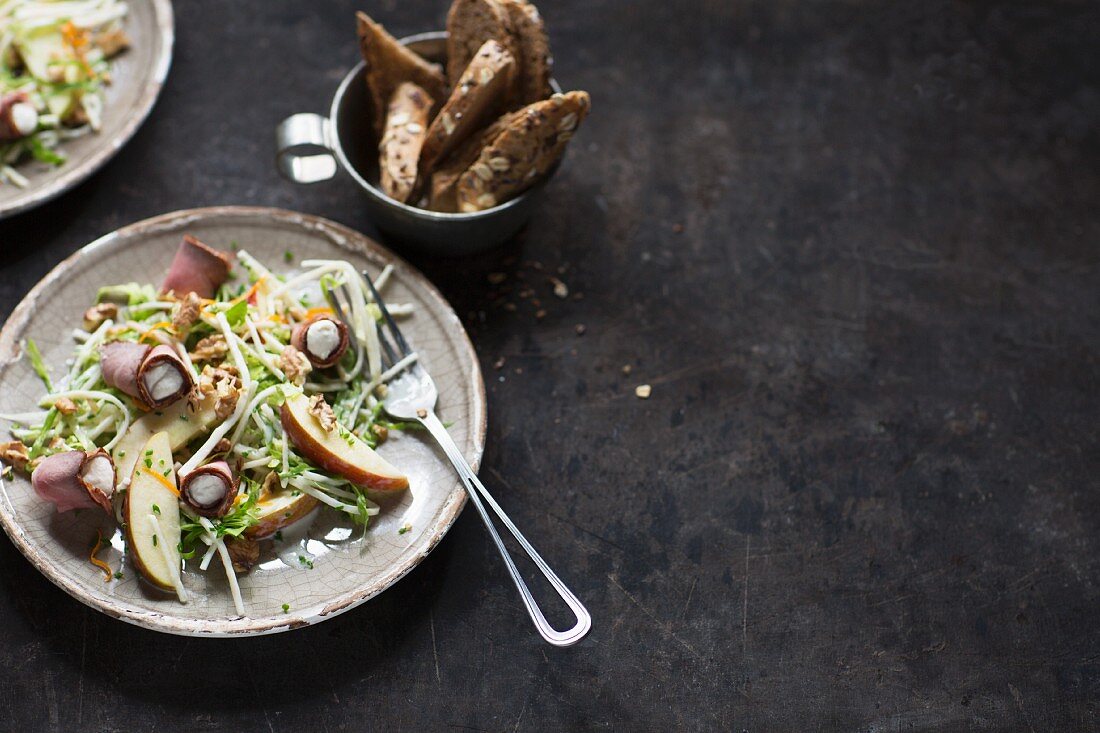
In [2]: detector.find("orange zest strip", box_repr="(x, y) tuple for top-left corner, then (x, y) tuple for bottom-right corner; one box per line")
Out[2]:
(139, 321), (174, 342)
(232, 276), (267, 305)
(61, 21), (95, 79)
(140, 466), (180, 497)
(303, 306), (334, 320)
(199, 276), (268, 319)
(89, 529), (112, 582)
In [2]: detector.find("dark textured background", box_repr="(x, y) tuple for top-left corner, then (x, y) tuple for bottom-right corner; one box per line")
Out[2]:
(1, 0), (1099, 730)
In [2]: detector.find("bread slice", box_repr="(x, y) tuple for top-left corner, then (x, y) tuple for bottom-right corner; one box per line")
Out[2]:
(455, 91), (590, 212)
(500, 0), (552, 105)
(419, 39), (515, 177)
(356, 11), (447, 134)
(445, 0), (516, 85)
(427, 111), (520, 212)
(379, 82), (435, 203)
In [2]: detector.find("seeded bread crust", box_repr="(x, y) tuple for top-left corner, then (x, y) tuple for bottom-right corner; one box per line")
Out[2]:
(500, 0), (552, 105)
(356, 11), (447, 134)
(379, 82), (435, 203)
(427, 110), (521, 212)
(445, 0), (517, 85)
(419, 39), (516, 178)
(455, 91), (590, 212)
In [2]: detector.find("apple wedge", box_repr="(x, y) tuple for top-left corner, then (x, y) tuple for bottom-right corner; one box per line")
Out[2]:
(280, 393), (409, 491)
(246, 488), (320, 538)
(113, 392), (220, 482)
(124, 431), (185, 596)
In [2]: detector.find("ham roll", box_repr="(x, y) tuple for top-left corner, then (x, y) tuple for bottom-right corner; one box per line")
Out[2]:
(291, 314), (350, 369)
(0, 92), (37, 142)
(161, 235), (232, 299)
(100, 341), (194, 409)
(31, 449), (116, 514)
(179, 460), (239, 518)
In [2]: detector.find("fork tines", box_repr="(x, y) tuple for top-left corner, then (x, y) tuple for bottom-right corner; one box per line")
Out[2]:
(323, 283), (361, 354)
(362, 269), (415, 373)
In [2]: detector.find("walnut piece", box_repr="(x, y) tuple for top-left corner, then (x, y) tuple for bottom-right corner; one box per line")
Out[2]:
(370, 424), (389, 443)
(0, 440), (30, 473)
(278, 345), (312, 386)
(308, 394), (337, 432)
(82, 303), (118, 332)
(226, 535), (259, 574)
(172, 292), (203, 333)
(53, 397), (78, 415)
(260, 470), (281, 500)
(190, 334), (228, 362)
(94, 28), (130, 58)
(193, 365), (242, 419)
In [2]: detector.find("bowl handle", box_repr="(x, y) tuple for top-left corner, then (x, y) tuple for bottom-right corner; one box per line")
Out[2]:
(275, 113), (338, 184)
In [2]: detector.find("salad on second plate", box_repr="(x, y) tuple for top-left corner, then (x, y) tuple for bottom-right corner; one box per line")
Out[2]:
(1, 0), (131, 187)
(0, 236), (422, 616)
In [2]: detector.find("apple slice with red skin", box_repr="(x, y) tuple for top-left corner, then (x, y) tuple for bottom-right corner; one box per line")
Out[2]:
(124, 431), (183, 592)
(279, 393), (409, 491)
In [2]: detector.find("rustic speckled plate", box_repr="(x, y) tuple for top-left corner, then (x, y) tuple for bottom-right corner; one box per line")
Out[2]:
(0, 207), (485, 636)
(0, 0), (174, 219)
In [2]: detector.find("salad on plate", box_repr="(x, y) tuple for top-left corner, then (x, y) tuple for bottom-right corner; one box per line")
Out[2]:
(1, 0), (131, 186)
(0, 236), (421, 616)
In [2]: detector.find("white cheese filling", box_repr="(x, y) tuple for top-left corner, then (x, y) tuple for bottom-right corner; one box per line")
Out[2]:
(305, 319), (341, 359)
(187, 473), (227, 507)
(142, 362), (185, 401)
(11, 104), (38, 136)
(80, 455), (114, 495)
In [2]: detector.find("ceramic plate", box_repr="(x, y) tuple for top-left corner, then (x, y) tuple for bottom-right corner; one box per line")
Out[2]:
(0, 0), (174, 219)
(0, 207), (485, 635)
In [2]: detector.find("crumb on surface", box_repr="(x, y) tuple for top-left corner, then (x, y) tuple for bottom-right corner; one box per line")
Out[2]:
(550, 277), (569, 299)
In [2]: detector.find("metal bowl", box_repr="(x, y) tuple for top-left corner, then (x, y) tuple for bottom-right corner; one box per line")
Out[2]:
(276, 31), (563, 256)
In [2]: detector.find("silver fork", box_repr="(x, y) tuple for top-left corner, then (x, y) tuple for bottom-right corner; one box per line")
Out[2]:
(340, 269), (591, 647)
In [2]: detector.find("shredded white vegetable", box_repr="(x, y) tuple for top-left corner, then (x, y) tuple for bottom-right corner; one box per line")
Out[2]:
(374, 263), (394, 292)
(38, 389), (129, 450)
(178, 313), (253, 475)
(148, 514), (188, 603)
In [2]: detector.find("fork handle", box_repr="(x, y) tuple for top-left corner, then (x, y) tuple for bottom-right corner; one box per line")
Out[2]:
(418, 410), (592, 647)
